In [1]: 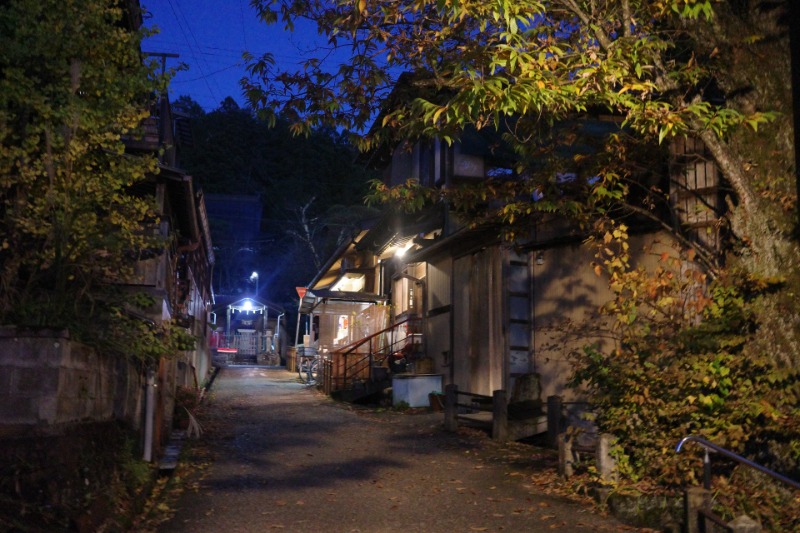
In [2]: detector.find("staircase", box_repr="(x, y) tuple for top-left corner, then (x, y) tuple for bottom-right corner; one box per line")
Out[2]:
(323, 317), (422, 403)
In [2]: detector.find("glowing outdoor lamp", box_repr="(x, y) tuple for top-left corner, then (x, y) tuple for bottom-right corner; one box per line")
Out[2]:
(394, 241), (414, 258)
(250, 271), (259, 295)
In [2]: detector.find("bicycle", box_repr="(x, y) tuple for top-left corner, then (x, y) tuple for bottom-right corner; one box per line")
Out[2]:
(297, 354), (320, 384)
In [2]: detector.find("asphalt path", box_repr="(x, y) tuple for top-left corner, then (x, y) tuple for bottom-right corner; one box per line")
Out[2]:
(154, 366), (644, 533)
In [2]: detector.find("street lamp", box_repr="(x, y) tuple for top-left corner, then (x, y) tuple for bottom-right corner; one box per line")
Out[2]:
(250, 271), (259, 296)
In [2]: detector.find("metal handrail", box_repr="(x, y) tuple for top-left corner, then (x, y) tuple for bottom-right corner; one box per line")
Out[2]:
(676, 435), (800, 491)
(335, 317), (421, 390)
(338, 334), (396, 389)
(335, 316), (418, 355)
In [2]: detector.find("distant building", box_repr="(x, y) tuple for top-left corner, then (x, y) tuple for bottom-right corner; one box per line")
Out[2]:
(205, 194), (264, 296)
(204, 194), (263, 243)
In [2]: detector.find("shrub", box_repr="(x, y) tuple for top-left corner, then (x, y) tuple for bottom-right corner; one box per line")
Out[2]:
(569, 223), (800, 528)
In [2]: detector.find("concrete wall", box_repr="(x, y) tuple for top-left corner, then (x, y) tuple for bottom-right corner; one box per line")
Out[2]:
(532, 232), (677, 401)
(0, 327), (144, 430)
(532, 240), (611, 401)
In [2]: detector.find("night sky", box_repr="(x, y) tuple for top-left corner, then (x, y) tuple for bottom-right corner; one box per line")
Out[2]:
(143, 0), (329, 112)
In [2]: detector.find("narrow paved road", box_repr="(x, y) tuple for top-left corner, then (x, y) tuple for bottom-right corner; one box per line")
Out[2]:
(154, 367), (642, 533)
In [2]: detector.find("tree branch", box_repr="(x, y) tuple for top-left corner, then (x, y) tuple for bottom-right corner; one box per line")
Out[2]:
(695, 126), (758, 213)
(560, 0), (613, 50)
(620, 202), (720, 278)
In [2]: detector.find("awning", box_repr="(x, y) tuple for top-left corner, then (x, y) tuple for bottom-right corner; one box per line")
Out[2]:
(217, 297), (284, 316)
(298, 289), (386, 314)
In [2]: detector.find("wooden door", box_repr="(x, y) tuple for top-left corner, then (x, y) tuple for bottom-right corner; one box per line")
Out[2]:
(452, 248), (504, 396)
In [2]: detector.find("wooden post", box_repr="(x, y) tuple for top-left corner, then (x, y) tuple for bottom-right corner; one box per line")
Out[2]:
(444, 383), (458, 432)
(557, 433), (572, 478)
(728, 515), (761, 533)
(684, 486), (711, 533)
(323, 359), (332, 395)
(492, 389), (508, 441)
(596, 433), (616, 482)
(547, 395), (563, 448)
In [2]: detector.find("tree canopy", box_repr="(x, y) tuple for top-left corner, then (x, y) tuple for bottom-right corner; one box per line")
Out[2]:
(0, 0), (189, 360)
(243, 0), (798, 521)
(243, 0), (792, 265)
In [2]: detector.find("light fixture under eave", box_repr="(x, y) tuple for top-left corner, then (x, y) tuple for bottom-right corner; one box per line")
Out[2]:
(331, 272), (366, 292)
(394, 241), (415, 258)
(242, 299), (253, 311)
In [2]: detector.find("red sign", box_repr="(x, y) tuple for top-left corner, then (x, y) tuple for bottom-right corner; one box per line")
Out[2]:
(296, 287), (307, 298)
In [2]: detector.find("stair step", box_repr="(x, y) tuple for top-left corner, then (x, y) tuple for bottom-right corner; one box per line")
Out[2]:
(158, 430), (187, 472)
(332, 380), (391, 403)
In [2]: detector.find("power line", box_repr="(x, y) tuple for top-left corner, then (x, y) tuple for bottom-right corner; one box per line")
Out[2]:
(165, 0), (221, 104)
(239, 0), (249, 50)
(147, 37), (321, 64)
(172, 63), (243, 84)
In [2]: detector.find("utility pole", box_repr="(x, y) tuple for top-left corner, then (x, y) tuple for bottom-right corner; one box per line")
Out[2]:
(143, 52), (179, 76)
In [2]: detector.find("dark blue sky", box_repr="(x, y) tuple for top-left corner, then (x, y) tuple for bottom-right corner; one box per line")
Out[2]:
(143, 0), (325, 112)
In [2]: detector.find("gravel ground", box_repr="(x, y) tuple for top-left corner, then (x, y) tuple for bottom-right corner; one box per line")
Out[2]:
(147, 366), (649, 533)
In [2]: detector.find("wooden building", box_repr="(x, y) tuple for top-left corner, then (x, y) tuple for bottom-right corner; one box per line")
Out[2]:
(301, 81), (722, 420)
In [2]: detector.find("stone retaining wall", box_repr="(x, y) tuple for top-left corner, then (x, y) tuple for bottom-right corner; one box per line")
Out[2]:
(0, 327), (144, 431)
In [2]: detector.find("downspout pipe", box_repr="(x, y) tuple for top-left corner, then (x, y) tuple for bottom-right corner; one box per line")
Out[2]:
(143, 366), (156, 462)
(276, 312), (284, 354)
(294, 297), (303, 348)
